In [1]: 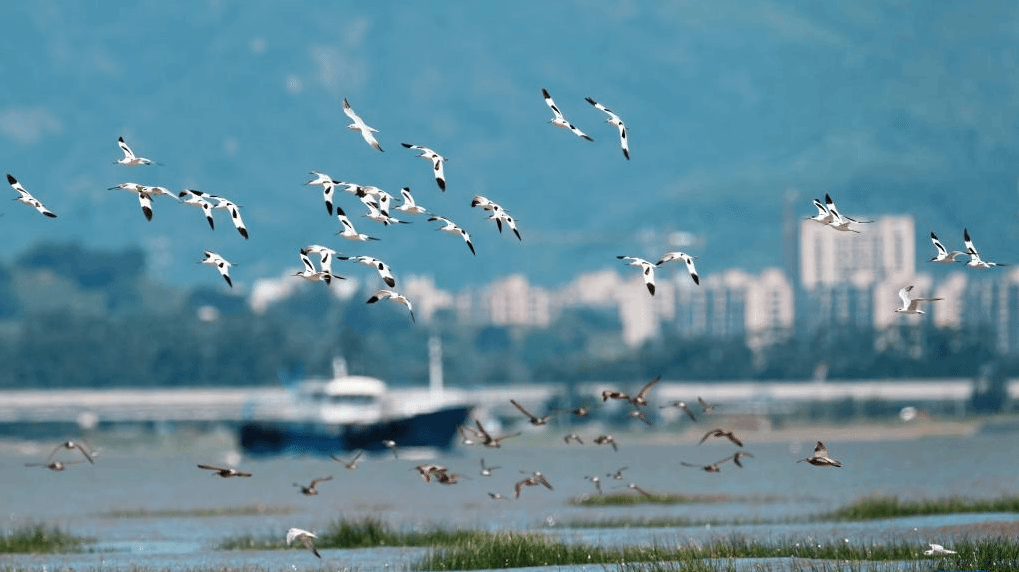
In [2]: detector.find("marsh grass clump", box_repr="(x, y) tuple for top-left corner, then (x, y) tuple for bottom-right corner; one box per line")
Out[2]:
(219, 516), (490, 551)
(823, 495), (1019, 521)
(0, 523), (83, 553)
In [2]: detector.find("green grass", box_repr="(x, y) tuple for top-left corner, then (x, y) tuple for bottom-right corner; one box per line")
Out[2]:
(822, 494), (1019, 521)
(416, 535), (1019, 571)
(219, 516), (490, 550)
(103, 505), (295, 519)
(570, 492), (743, 506)
(0, 523), (84, 553)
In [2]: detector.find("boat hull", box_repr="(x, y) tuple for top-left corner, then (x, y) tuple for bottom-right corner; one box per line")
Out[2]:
(238, 404), (473, 456)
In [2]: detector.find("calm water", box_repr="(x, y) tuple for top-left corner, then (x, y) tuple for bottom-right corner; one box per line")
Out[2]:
(3, 426), (1017, 571)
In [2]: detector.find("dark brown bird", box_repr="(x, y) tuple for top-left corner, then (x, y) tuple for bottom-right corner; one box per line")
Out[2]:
(594, 434), (618, 451)
(798, 441), (842, 467)
(474, 419), (521, 448)
(293, 476), (333, 495)
(514, 471), (553, 498)
(698, 396), (717, 414)
(330, 450), (364, 469)
(698, 428), (744, 447)
(660, 400), (697, 422)
(509, 399), (555, 426)
(25, 460), (84, 472)
(197, 464), (253, 477)
(563, 433), (584, 445)
(627, 482), (654, 500)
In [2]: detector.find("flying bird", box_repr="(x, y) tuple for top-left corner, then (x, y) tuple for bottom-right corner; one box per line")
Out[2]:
(303, 244), (338, 276)
(428, 215), (475, 255)
(514, 470), (553, 498)
(401, 143), (446, 191)
(343, 97), (383, 152)
(617, 256), (656, 295)
(293, 476), (333, 496)
(963, 228), (1006, 268)
(928, 232), (965, 263)
(806, 198), (834, 225)
(7, 174), (56, 218)
(306, 171), (340, 215)
(509, 399), (555, 426)
(585, 96), (629, 159)
(48, 440), (94, 464)
(286, 527), (321, 559)
(294, 250), (341, 284)
(366, 289), (415, 323)
(593, 434), (618, 451)
(200, 250), (234, 287)
(336, 207), (380, 242)
(178, 188), (216, 229)
(197, 463), (252, 477)
(824, 193), (873, 233)
(479, 458), (501, 477)
(25, 460), (84, 471)
(656, 252), (700, 285)
(895, 285), (943, 314)
(109, 183), (178, 221)
(698, 428), (744, 447)
(344, 255), (396, 288)
(541, 88), (593, 141)
(923, 543), (957, 556)
(563, 433), (584, 445)
(473, 419), (520, 448)
(330, 450), (364, 469)
(115, 136), (160, 166)
(210, 196), (248, 239)
(660, 400), (697, 422)
(798, 441), (842, 467)
(395, 187), (429, 216)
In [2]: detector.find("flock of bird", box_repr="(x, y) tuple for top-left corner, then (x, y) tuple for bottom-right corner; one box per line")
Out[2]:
(12, 86), (971, 562)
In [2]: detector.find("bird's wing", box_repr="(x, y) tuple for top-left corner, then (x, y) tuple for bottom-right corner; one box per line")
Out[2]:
(510, 399), (537, 421)
(635, 375), (662, 400)
(541, 88), (564, 120)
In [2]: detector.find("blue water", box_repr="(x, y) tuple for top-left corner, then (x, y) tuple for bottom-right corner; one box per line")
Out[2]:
(2, 429), (1015, 570)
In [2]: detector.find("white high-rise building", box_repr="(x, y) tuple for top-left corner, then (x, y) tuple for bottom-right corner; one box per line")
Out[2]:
(800, 215), (915, 290)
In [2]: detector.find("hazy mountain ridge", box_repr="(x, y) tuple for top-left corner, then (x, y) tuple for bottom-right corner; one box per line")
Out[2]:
(1, 2), (1016, 292)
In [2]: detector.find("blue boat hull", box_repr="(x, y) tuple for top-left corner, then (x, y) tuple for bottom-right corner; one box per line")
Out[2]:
(238, 404), (473, 456)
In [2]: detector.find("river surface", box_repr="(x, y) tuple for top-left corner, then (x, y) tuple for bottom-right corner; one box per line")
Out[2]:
(2, 424), (1016, 571)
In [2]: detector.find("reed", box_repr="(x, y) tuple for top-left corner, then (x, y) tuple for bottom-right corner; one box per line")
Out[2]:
(570, 492), (738, 506)
(219, 516), (489, 550)
(822, 494), (1019, 520)
(0, 523), (83, 553)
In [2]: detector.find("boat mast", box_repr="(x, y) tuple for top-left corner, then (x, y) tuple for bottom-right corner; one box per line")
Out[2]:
(428, 333), (443, 402)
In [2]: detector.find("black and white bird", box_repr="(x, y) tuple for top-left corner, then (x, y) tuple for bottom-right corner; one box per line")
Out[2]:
(471, 195), (521, 240)
(294, 250), (341, 284)
(108, 183), (177, 221)
(115, 136), (160, 166)
(541, 88), (593, 141)
(303, 245), (337, 276)
(585, 96), (629, 159)
(928, 232), (966, 263)
(200, 251), (234, 288)
(336, 207), (379, 242)
(286, 527), (321, 559)
(401, 143), (447, 191)
(617, 256), (656, 296)
(344, 255), (396, 288)
(7, 174), (56, 218)
(210, 196), (248, 239)
(656, 252), (700, 285)
(366, 289), (415, 323)
(343, 97), (383, 152)
(824, 193), (872, 233)
(395, 187), (429, 216)
(963, 228), (1006, 268)
(895, 285), (943, 314)
(428, 216), (476, 255)
(178, 189), (216, 229)
(806, 198), (834, 225)
(306, 171), (341, 215)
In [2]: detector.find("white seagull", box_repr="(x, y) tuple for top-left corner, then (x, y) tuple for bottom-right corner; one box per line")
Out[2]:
(541, 88), (593, 141)
(963, 228), (1006, 268)
(895, 285), (942, 314)
(115, 136), (160, 166)
(923, 543), (957, 556)
(286, 527), (321, 559)
(617, 256), (656, 296)
(401, 143), (447, 191)
(428, 215), (476, 255)
(178, 188), (216, 229)
(585, 96), (629, 159)
(395, 187), (428, 216)
(200, 250), (234, 288)
(656, 252), (700, 285)
(343, 97), (383, 152)
(7, 174), (57, 218)
(336, 207), (379, 242)
(928, 232), (965, 263)
(366, 289), (415, 323)
(306, 171), (341, 215)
